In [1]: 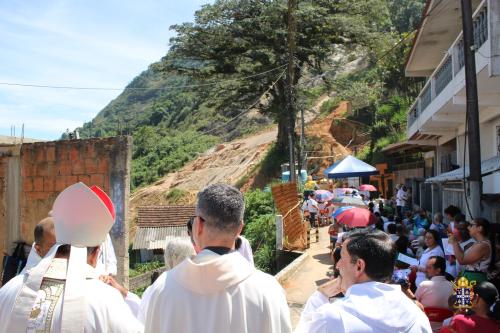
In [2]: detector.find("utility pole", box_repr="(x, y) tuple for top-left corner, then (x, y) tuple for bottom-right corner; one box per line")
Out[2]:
(287, 0), (297, 183)
(460, 0), (482, 218)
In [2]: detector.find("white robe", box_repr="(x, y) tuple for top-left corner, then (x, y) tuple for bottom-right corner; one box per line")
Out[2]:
(238, 235), (254, 266)
(0, 258), (143, 333)
(295, 281), (432, 333)
(144, 250), (291, 333)
(96, 234), (118, 276)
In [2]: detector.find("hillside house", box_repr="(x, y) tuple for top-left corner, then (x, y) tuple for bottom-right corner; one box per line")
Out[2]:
(132, 205), (194, 262)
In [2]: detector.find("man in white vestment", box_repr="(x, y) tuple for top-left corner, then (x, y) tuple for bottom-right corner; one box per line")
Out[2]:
(96, 233), (118, 276)
(295, 229), (432, 333)
(144, 183), (292, 333)
(0, 182), (143, 333)
(236, 234), (254, 266)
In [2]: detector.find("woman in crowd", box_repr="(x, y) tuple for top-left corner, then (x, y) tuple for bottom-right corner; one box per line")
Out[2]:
(449, 217), (494, 284)
(412, 229), (445, 288)
(440, 281), (500, 333)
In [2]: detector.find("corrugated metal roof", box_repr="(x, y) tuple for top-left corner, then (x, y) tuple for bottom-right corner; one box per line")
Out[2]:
(132, 226), (190, 250)
(137, 205), (195, 227)
(426, 155), (500, 183)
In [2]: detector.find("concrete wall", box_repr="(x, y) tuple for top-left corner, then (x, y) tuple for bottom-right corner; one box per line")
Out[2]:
(0, 136), (132, 286)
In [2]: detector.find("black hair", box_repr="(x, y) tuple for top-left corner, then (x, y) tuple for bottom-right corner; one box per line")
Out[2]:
(332, 246), (342, 278)
(474, 281), (500, 320)
(34, 224), (44, 245)
(387, 223), (397, 235)
(344, 229), (396, 282)
(428, 256), (446, 275)
(425, 229), (443, 251)
(444, 205), (461, 218)
(235, 236), (242, 250)
(395, 235), (410, 255)
(187, 216), (194, 235)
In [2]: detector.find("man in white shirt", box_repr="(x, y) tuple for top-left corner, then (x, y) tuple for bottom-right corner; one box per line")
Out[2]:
(0, 183), (142, 333)
(415, 256), (453, 308)
(396, 185), (408, 217)
(295, 229), (432, 333)
(144, 183), (291, 333)
(303, 193), (319, 228)
(414, 256), (453, 332)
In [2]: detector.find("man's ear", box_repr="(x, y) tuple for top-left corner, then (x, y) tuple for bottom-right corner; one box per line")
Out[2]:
(237, 222), (244, 235)
(88, 247), (101, 267)
(34, 243), (42, 257)
(196, 216), (205, 236)
(355, 258), (366, 276)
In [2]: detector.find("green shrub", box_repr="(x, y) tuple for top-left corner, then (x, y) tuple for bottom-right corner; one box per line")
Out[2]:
(165, 188), (189, 203)
(129, 260), (163, 277)
(243, 214), (276, 273)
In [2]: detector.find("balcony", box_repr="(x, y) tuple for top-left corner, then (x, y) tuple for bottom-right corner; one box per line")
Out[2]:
(407, 0), (500, 140)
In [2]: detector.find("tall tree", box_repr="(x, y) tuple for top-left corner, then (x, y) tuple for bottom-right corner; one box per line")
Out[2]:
(159, 0), (390, 151)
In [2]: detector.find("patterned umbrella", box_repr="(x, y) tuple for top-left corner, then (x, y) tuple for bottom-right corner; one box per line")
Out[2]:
(333, 207), (377, 227)
(359, 184), (377, 192)
(314, 190), (334, 202)
(332, 206), (355, 218)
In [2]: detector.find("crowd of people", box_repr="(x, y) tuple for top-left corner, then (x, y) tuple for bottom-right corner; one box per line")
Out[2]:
(325, 186), (500, 333)
(0, 180), (499, 332)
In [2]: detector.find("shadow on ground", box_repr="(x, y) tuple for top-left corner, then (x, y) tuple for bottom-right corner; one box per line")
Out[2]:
(311, 252), (332, 265)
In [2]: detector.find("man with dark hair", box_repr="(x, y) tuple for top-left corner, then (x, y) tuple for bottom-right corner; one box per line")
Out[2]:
(296, 229), (431, 332)
(145, 183), (291, 333)
(414, 256), (453, 309)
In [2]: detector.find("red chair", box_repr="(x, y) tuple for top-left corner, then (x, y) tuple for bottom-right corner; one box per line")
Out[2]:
(424, 307), (454, 323)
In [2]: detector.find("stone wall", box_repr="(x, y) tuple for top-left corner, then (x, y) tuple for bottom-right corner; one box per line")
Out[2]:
(0, 136), (132, 286)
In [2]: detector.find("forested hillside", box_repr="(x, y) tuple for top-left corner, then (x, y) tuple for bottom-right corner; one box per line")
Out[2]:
(74, 0), (425, 189)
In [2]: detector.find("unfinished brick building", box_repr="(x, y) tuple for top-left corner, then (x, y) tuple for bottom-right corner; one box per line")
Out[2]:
(0, 136), (132, 286)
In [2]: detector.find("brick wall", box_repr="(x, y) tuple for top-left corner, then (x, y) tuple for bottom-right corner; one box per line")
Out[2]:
(0, 136), (132, 286)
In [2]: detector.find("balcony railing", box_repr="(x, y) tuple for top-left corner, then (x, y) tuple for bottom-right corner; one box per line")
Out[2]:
(435, 57), (452, 95)
(408, 1), (489, 131)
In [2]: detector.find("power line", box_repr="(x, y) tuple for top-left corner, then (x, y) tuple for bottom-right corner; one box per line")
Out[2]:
(0, 64), (287, 91)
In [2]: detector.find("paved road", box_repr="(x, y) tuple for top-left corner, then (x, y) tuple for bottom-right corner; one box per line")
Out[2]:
(282, 226), (333, 328)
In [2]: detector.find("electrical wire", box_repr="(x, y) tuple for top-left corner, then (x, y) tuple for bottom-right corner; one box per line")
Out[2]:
(0, 64), (287, 91)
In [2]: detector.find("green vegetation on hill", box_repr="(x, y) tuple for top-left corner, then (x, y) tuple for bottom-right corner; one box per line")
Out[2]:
(73, 0), (426, 189)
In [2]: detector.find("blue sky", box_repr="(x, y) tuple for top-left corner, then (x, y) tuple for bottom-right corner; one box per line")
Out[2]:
(0, 0), (210, 140)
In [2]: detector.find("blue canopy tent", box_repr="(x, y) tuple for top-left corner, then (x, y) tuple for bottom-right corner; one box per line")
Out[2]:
(324, 155), (378, 179)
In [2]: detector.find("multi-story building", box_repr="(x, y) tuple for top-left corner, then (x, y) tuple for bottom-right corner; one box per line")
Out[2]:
(403, 0), (500, 220)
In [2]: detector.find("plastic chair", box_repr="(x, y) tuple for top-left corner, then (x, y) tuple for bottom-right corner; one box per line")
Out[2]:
(424, 307), (454, 323)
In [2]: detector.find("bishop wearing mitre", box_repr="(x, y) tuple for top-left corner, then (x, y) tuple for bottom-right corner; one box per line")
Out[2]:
(0, 182), (143, 332)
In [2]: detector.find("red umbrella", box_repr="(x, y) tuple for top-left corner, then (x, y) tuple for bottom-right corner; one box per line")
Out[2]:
(359, 184), (377, 192)
(334, 207), (377, 227)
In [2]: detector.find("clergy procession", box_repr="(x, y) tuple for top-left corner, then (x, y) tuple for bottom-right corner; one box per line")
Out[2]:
(0, 181), (499, 333)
